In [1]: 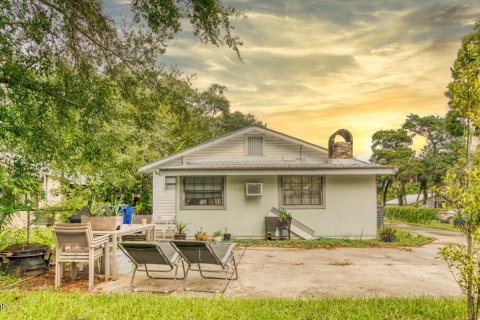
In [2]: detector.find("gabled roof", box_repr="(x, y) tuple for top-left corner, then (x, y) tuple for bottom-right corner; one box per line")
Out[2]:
(139, 125), (331, 173)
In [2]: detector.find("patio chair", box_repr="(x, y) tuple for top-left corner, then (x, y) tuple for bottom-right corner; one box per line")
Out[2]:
(118, 242), (185, 293)
(52, 223), (110, 290)
(171, 241), (238, 293)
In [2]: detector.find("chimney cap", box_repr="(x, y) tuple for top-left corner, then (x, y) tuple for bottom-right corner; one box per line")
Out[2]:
(328, 129), (353, 158)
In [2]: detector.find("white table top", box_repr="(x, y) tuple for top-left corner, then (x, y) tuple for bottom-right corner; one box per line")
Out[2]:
(92, 223), (155, 236)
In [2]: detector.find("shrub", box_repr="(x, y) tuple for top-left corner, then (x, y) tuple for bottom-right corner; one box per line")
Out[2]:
(384, 206), (441, 223)
(378, 225), (397, 237)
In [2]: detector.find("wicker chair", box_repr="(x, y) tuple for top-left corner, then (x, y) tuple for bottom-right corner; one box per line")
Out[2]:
(52, 223), (110, 290)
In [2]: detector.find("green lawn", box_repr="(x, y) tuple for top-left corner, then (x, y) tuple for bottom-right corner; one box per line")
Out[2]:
(0, 291), (465, 320)
(234, 230), (433, 248)
(387, 219), (460, 231)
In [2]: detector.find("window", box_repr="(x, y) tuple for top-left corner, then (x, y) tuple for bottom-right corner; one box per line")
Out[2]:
(280, 176), (324, 207)
(182, 176), (225, 208)
(245, 136), (264, 156)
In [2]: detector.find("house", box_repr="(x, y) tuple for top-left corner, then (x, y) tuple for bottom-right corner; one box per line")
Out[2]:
(139, 125), (393, 239)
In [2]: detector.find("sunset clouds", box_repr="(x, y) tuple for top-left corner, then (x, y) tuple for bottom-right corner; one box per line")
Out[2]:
(107, 0), (480, 158)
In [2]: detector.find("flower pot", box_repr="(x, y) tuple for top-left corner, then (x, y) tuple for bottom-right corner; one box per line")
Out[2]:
(213, 236), (223, 243)
(174, 233), (187, 240)
(279, 228), (289, 239)
(195, 235), (208, 241)
(81, 216), (123, 231)
(131, 214), (152, 224)
(223, 233), (231, 241)
(381, 234), (395, 243)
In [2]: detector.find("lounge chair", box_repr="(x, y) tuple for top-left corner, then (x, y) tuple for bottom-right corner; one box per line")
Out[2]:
(118, 242), (184, 293)
(171, 241), (238, 293)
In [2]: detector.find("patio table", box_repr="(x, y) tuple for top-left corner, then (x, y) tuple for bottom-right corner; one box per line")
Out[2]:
(93, 224), (155, 279)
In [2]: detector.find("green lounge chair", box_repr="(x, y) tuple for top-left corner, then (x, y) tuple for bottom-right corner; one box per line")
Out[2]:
(171, 240), (238, 293)
(118, 242), (184, 293)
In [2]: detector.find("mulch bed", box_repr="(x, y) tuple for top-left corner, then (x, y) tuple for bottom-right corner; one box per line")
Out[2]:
(3, 268), (106, 293)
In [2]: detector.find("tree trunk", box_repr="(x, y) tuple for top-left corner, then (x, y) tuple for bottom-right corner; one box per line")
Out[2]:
(467, 233), (474, 320)
(422, 187), (428, 206)
(415, 188), (422, 205)
(382, 179), (391, 206)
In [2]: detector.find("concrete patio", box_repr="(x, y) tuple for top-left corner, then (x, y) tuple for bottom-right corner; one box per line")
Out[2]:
(95, 225), (462, 297)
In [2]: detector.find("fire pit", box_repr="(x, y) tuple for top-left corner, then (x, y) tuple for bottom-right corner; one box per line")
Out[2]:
(0, 244), (51, 277)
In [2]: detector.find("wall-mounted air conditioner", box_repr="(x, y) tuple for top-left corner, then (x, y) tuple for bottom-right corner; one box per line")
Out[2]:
(246, 183), (263, 196)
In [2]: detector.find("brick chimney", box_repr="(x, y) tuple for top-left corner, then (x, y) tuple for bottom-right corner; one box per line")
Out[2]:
(328, 129), (353, 159)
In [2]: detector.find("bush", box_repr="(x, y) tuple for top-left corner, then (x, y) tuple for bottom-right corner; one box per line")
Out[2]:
(384, 206), (442, 223)
(0, 227), (53, 250)
(378, 225), (397, 237)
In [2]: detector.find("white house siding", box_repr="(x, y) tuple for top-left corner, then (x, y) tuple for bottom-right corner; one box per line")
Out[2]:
(264, 136), (327, 162)
(184, 133), (328, 162)
(175, 175), (277, 237)
(170, 174), (377, 238)
(152, 174), (176, 218)
(292, 175), (377, 238)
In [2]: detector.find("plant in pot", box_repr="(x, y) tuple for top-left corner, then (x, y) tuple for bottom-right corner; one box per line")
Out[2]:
(131, 199), (153, 224)
(212, 230), (223, 243)
(223, 227), (231, 241)
(194, 227), (208, 241)
(278, 208), (292, 239)
(378, 225), (397, 242)
(174, 222), (188, 240)
(81, 198), (122, 231)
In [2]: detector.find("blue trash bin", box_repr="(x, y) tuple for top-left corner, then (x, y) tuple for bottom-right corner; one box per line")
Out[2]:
(120, 205), (134, 224)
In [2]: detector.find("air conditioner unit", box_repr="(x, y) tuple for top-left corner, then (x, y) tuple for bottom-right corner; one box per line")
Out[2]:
(246, 183), (263, 196)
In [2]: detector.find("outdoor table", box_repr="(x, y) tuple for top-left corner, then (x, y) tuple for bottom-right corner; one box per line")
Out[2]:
(93, 223), (155, 279)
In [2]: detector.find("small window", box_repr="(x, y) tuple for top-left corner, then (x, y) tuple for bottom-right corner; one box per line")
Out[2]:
(246, 136), (264, 156)
(165, 176), (176, 190)
(280, 176), (324, 207)
(182, 176), (225, 208)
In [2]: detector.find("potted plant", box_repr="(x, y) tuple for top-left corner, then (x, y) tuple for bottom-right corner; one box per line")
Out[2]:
(278, 208), (292, 239)
(212, 230), (223, 242)
(267, 231), (272, 240)
(194, 227), (208, 241)
(174, 222), (188, 240)
(378, 225), (397, 242)
(81, 198), (123, 231)
(131, 201), (153, 224)
(223, 227), (231, 241)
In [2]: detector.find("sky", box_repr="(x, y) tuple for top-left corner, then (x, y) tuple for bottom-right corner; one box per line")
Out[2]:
(105, 0), (480, 159)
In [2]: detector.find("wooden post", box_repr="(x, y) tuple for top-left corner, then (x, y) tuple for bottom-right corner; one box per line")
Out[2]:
(26, 210), (30, 244)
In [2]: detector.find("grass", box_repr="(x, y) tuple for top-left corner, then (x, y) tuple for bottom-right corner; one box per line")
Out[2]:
(0, 227), (53, 251)
(387, 219), (460, 231)
(0, 291), (466, 319)
(233, 230), (433, 248)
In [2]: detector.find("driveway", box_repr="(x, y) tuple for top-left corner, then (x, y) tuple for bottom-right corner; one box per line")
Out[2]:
(96, 226), (462, 297)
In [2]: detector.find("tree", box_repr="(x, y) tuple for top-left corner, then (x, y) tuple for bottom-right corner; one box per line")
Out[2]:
(0, 0), (253, 203)
(0, 0), (245, 173)
(439, 21), (480, 320)
(402, 114), (461, 204)
(370, 129), (418, 206)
